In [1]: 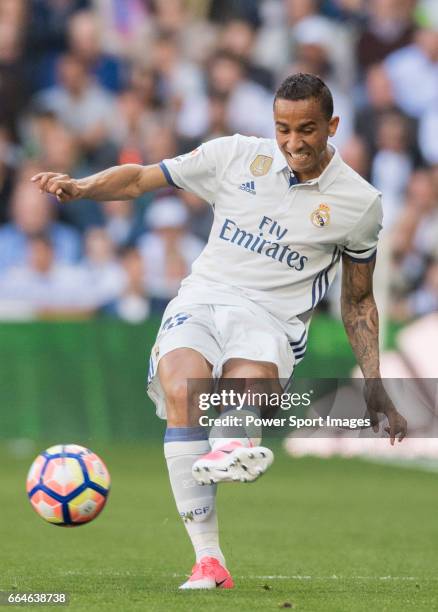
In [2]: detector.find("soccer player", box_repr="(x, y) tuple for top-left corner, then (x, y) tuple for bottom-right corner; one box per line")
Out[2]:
(32, 73), (407, 590)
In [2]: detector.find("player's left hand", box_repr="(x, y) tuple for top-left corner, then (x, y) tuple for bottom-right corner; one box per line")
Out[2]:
(363, 379), (407, 445)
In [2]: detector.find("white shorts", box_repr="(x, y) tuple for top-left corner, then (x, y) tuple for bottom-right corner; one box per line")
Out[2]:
(147, 294), (308, 419)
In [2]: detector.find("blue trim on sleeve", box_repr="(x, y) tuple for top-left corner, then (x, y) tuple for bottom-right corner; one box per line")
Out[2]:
(343, 249), (377, 263)
(344, 247), (372, 254)
(159, 161), (182, 189)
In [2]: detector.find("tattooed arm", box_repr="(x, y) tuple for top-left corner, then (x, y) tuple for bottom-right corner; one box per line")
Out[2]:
(341, 255), (380, 377)
(341, 254), (407, 443)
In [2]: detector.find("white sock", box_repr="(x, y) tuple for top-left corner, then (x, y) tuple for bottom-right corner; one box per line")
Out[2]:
(164, 428), (225, 566)
(209, 407), (262, 449)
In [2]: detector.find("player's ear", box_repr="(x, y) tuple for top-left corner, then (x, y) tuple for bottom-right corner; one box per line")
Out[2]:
(328, 116), (339, 137)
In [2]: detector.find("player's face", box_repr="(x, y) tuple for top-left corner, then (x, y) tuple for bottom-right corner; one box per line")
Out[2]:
(274, 97), (339, 181)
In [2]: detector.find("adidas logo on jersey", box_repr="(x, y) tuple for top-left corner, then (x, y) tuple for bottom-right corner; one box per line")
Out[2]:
(239, 181), (256, 195)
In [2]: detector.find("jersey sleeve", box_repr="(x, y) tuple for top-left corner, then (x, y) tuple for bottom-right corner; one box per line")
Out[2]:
(343, 194), (383, 263)
(159, 136), (236, 206)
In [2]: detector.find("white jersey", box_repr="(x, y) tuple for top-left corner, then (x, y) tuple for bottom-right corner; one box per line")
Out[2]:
(160, 134), (382, 324)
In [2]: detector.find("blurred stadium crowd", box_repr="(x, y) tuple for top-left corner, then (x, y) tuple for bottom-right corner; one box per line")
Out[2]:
(0, 0), (437, 322)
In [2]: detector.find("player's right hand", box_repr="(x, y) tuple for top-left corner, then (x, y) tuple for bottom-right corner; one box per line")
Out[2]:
(364, 380), (407, 444)
(30, 172), (82, 202)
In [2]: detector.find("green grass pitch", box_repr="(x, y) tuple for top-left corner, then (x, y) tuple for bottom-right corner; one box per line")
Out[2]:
(1, 441), (438, 611)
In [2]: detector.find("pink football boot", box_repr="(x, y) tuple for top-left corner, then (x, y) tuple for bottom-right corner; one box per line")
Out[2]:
(192, 440), (274, 484)
(179, 556), (234, 590)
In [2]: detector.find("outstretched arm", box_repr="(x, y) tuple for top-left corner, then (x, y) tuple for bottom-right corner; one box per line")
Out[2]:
(341, 254), (407, 443)
(31, 163), (168, 202)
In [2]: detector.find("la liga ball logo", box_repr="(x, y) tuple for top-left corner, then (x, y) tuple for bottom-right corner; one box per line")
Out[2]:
(26, 444), (110, 526)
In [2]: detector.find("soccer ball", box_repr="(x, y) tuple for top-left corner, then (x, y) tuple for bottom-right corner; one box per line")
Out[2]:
(26, 444), (110, 526)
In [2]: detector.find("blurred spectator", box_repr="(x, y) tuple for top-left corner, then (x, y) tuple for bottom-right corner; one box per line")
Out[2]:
(409, 170), (438, 259)
(254, 0), (354, 88)
(149, 31), (205, 139)
(252, 0), (291, 76)
(0, 6), (30, 138)
(390, 169), (437, 301)
(144, 123), (178, 164)
(357, 0), (416, 73)
(138, 197), (204, 311)
(26, 6), (126, 95)
(26, 0), (91, 91)
(219, 19), (275, 89)
(92, 0), (153, 59)
(207, 50), (274, 137)
(291, 13), (355, 91)
(0, 233), (93, 314)
(129, 62), (163, 109)
(0, 177), (81, 272)
(82, 227), (125, 304)
(103, 246), (150, 323)
(109, 65), (164, 163)
(208, 0), (260, 26)
(408, 260), (438, 317)
(0, 127), (21, 224)
(195, 91), (234, 147)
(31, 118), (103, 229)
(393, 169), (436, 252)
(153, 0), (219, 64)
(371, 111), (414, 229)
(340, 135), (370, 179)
(286, 0), (321, 24)
(27, 0), (91, 55)
(33, 53), (116, 158)
(0, 0), (27, 24)
(174, 49), (275, 141)
(355, 63), (410, 154)
(418, 105), (438, 165)
(67, 9), (126, 92)
(153, 0), (193, 32)
(320, 0), (366, 21)
(101, 199), (144, 247)
(391, 259), (438, 320)
(384, 28), (438, 118)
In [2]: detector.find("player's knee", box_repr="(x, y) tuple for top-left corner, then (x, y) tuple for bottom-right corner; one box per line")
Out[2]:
(162, 379), (202, 426)
(223, 358), (278, 379)
(163, 379), (189, 410)
(159, 350), (213, 425)
(253, 362), (278, 378)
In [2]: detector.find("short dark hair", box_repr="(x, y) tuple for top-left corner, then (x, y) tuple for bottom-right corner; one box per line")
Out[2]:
(274, 73), (333, 120)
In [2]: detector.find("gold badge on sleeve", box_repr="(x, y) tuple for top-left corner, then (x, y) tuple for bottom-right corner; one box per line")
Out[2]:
(311, 203), (331, 227)
(250, 155), (273, 176)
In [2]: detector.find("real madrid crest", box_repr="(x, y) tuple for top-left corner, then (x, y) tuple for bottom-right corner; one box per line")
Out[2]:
(311, 204), (330, 227)
(250, 155), (273, 176)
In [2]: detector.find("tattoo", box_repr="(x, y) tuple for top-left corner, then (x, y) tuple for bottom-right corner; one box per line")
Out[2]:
(341, 255), (380, 378)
